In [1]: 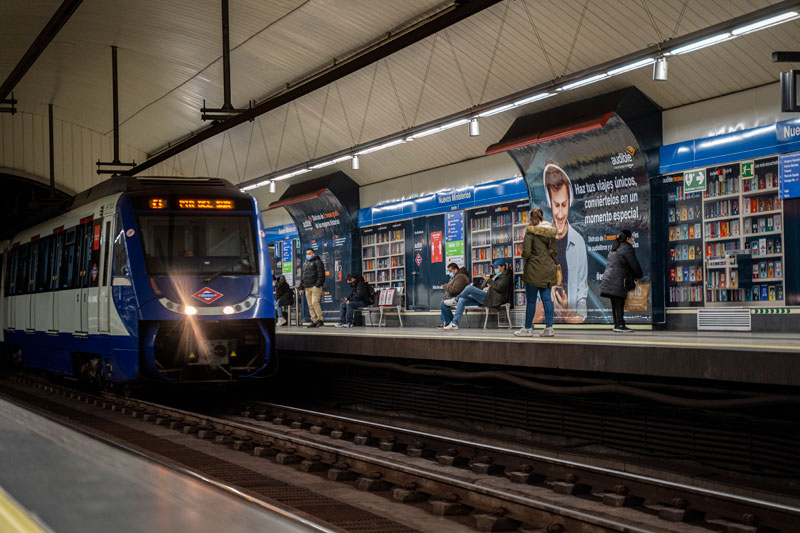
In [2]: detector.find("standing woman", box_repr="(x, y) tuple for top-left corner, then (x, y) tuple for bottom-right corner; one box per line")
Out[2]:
(515, 208), (558, 337)
(600, 230), (643, 332)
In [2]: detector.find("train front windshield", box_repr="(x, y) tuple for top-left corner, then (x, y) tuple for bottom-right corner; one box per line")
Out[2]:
(138, 214), (258, 276)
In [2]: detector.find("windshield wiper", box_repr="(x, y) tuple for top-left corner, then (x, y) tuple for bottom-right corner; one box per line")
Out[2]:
(204, 258), (242, 283)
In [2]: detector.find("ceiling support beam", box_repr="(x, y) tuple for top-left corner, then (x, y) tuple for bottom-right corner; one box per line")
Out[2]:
(0, 0), (84, 102)
(124, 0), (503, 176)
(201, 0), (249, 121)
(48, 103), (55, 197)
(97, 46), (135, 175)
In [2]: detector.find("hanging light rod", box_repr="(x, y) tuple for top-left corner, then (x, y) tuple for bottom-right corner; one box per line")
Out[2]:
(236, 0), (800, 192)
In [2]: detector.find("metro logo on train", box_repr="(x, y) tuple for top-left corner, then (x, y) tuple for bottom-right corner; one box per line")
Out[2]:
(193, 287), (223, 304)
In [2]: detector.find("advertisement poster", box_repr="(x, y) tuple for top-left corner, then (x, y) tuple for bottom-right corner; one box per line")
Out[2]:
(507, 114), (652, 324)
(445, 211), (465, 270)
(281, 241), (293, 285)
(430, 231), (443, 263)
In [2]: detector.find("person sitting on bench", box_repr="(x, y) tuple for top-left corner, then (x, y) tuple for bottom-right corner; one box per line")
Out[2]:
(439, 262), (470, 327)
(443, 259), (511, 330)
(336, 273), (372, 328)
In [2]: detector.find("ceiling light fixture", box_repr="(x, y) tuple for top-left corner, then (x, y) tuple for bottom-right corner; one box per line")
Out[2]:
(667, 33), (731, 55)
(268, 180), (276, 193)
(606, 57), (655, 77)
(356, 138), (405, 155)
(558, 73), (608, 91)
(351, 155), (360, 170)
(653, 57), (668, 81)
(469, 118), (480, 137)
(732, 11), (799, 35)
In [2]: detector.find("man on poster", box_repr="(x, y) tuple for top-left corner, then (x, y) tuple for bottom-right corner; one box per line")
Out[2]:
(543, 162), (588, 322)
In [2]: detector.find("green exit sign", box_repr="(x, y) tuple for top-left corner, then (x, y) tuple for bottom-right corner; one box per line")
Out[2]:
(740, 161), (754, 179)
(683, 169), (706, 194)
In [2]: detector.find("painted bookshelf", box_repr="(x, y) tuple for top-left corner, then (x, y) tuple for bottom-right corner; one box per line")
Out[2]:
(361, 225), (405, 291)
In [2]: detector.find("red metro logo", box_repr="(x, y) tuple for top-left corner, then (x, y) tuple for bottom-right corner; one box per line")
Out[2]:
(193, 287), (223, 304)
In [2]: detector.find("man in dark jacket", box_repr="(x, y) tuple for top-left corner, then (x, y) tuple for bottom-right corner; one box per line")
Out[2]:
(600, 230), (643, 333)
(439, 263), (470, 327)
(300, 248), (326, 327)
(337, 273), (371, 328)
(444, 259), (511, 330)
(273, 275), (293, 326)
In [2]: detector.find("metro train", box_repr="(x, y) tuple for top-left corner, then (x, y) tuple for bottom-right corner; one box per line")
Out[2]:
(0, 176), (276, 385)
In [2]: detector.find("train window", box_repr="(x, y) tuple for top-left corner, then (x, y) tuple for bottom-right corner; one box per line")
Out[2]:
(52, 232), (64, 290)
(62, 227), (77, 290)
(5, 248), (17, 295)
(102, 220), (111, 286)
(113, 213), (130, 279)
(88, 221), (101, 287)
(137, 214), (258, 276)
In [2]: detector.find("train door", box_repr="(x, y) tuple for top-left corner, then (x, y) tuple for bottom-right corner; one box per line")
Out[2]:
(56, 227), (77, 333)
(51, 232), (64, 332)
(86, 218), (102, 335)
(75, 221), (92, 334)
(97, 212), (114, 334)
(16, 245), (31, 331)
(4, 248), (15, 331)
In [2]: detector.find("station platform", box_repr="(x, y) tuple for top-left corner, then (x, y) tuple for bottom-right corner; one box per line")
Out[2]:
(0, 398), (325, 533)
(276, 326), (800, 387)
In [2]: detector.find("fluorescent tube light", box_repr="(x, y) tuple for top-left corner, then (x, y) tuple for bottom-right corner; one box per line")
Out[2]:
(356, 138), (405, 155)
(732, 11), (799, 35)
(273, 168), (310, 181)
(668, 33), (731, 55)
(558, 73), (607, 91)
(606, 57), (655, 77)
(512, 92), (554, 106)
(477, 103), (515, 118)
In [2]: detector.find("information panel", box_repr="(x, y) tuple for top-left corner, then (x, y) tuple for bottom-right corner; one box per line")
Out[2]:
(444, 211), (464, 270)
(779, 151), (800, 200)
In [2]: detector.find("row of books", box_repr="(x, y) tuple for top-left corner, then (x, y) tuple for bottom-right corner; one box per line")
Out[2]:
(668, 286), (703, 303)
(705, 219), (740, 239)
(752, 260), (782, 279)
(742, 173), (779, 192)
(473, 263), (492, 277)
(748, 237), (781, 256)
(472, 232), (491, 246)
(376, 269), (405, 282)
(670, 266), (703, 283)
(706, 174), (739, 197)
(707, 270), (738, 289)
(742, 214), (781, 234)
(743, 195), (781, 214)
(473, 248), (490, 261)
(705, 241), (738, 258)
(514, 227), (525, 242)
(704, 199), (739, 219)
(362, 230), (403, 245)
(494, 214), (512, 227)
(669, 244), (703, 262)
(375, 256), (404, 269)
(471, 217), (491, 231)
(493, 245), (512, 259)
(512, 211), (528, 225)
(668, 203), (702, 223)
(514, 292), (527, 306)
(707, 288), (744, 302)
(669, 223), (702, 241)
(748, 284), (783, 301)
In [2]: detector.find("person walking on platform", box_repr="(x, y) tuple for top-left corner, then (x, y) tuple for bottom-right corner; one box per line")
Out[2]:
(443, 259), (511, 330)
(300, 248), (326, 327)
(273, 274), (293, 326)
(600, 230), (643, 333)
(515, 208), (558, 337)
(337, 273), (372, 328)
(439, 262), (470, 327)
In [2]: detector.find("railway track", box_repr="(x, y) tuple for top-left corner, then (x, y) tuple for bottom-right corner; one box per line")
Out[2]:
(2, 375), (799, 533)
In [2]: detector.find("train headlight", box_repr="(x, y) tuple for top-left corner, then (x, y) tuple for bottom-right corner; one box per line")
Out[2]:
(184, 306), (197, 316)
(222, 306), (234, 315)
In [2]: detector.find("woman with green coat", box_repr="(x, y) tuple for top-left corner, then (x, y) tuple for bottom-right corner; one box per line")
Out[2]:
(515, 208), (558, 337)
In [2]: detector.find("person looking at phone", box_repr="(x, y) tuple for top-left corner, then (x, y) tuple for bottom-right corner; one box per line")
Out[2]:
(543, 162), (588, 322)
(515, 208), (557, 337)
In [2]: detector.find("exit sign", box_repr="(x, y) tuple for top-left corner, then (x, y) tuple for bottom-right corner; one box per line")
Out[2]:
(683, 169), (706, 194)
(740, 161), (754, 179)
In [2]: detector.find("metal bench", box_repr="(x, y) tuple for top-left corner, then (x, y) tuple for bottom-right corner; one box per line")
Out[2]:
(364, 287), (404, 327)
(462, 302), (513, 329)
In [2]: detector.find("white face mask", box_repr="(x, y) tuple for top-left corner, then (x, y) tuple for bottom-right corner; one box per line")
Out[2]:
(493, 268), (501, 276)
(306, 254), (312, 261)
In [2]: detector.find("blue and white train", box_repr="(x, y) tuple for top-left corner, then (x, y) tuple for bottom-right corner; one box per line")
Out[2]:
(1, 176), (276, 385)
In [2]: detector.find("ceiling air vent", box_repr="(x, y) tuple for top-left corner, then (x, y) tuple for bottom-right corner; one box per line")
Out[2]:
(697, 308), (751, 331)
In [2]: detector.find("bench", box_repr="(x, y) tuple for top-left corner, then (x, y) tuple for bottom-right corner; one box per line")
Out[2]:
(462, 302), (513, 329)
(364, 287), (404, 327)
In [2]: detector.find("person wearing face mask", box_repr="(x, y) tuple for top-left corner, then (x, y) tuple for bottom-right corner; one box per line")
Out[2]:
(336, 273), (372, 328)
(443, 259), (511, 330)
(439, 262), (470, 327)
(600, 230), (642, 333)
(300, 248), (326, 327)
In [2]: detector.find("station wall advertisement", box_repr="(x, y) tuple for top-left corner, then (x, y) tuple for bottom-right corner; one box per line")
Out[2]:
(507, 113), (653, 324)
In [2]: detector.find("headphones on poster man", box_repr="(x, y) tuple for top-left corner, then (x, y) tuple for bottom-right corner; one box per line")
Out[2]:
(543, 163), (574, 208)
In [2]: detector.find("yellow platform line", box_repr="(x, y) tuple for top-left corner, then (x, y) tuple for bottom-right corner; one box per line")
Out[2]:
(0, 488), (47, 533)
(276, 330), (800, 352)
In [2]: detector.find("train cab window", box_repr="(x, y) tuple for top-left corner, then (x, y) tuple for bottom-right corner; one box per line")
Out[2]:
(137, 214), (258, 276)
(113, 214), (130, 280)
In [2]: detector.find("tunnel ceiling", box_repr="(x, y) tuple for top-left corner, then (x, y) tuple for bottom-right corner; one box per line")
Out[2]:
(1, 0), (799, 204)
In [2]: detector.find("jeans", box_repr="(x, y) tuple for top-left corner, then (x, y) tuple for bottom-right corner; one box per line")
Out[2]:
(452, 285), (486, 326)
(274, 303), (283, 319)
(305, 286), (323, 323)
(525, 284), (553, 328)
(440, 300), (454, 324)
(609, 296), (626, 328)
(338, 300), (366, 324)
